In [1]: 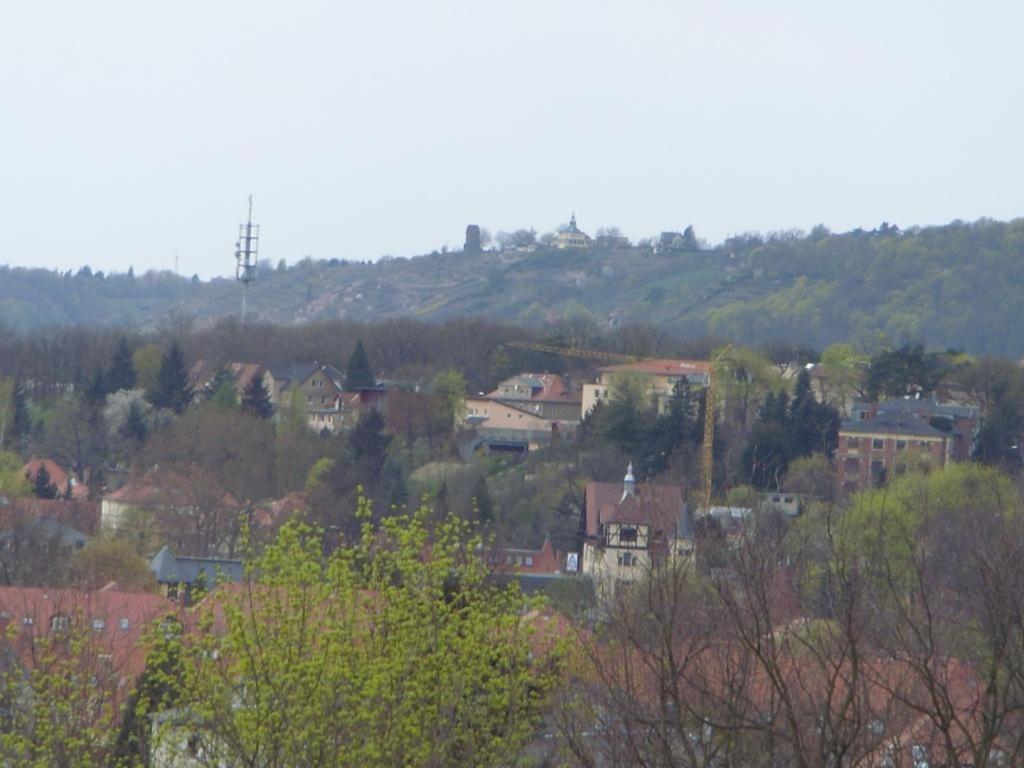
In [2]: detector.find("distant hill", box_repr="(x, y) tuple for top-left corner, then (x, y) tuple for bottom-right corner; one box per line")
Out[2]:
(3, 217), (1023, 356)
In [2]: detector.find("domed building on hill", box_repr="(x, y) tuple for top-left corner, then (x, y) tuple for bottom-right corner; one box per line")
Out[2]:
(553, 213), (592, 249)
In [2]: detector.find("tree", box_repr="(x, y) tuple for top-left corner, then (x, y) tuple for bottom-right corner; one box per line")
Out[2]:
(31, 464), (59, 500)
(121, 400), (149, 445)
(240, 374), (274, 419)
(345, 339), (376, 390)
(132, 344), (163, 393)
(146, 342), (193, 414)
(0, 588), (165, 767)
(432, 368), (467, 430)
(12, 384), (30, 441)
(70, 538), (155, 591)
(0, 449), (31, 497)
(84, 366), (108, 406)
(205, 365), (238, 410)
(471, 473), (494, 522)
(107, 338), (137, 392)
(164, 509), (557, 766)
(680, 224), (699, 250)
(143, 405), (276, 557)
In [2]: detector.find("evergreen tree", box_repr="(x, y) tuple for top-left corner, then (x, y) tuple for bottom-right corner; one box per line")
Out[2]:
(84, 366), (108, 406)
(12, 385), (29, 439)
(31, 465), (59, 500)
(241, 375), (275, 419)
(349, 409), (390, 475)
(147, 342), (194, 414)
(122, 400), (149, 444)
(345, 339), (376, 390)
(107, 338), (137, 391)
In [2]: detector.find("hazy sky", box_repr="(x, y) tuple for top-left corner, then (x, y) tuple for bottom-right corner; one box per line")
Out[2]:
(2, 1), (1021, 279)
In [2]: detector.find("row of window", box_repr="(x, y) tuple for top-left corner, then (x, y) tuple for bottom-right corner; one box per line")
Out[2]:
(846, 437), (932, 451)
(35, 615), (131, 632)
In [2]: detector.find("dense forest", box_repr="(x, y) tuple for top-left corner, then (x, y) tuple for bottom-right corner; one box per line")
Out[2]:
(2, 216), (1023, 356)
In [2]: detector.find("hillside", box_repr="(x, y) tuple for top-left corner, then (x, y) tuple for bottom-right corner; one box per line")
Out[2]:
(3, 217), (1023, 356)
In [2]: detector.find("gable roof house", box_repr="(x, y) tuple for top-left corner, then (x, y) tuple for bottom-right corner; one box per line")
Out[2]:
(581, 464), (693, 600)
(101, 470), (240, 557)
(149, 546), (244, 604)
(463, 373), (582, 453)
(581, 359), (712, 419)
(188, 361), (265, 401)
(0, 586), (179, 726)
(22, 457), (89, 500)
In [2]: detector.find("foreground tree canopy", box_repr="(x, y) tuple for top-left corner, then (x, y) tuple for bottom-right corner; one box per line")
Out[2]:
(145, 503), (558, 767)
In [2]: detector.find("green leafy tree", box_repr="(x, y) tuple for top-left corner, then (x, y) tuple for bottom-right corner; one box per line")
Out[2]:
(163, 507), (558, 766)
(132, 344), (163, 393)
(0, 606), (142, 767)
(146, 342), (194, 414)
(108, 338), (137, 392)
(432, 368), (467, 430)
(0, 449), (31, 497)
(345, 339), (376, 390)
(241, 374), (274, 419)
(206, 365), (238, 410)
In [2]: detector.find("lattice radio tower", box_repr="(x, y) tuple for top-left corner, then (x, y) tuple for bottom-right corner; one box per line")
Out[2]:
(235, 194), (259, 322)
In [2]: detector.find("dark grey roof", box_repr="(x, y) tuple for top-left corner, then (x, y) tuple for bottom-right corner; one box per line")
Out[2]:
(854, 398), (977, 420)
(841, 410), (949, 438)
(266, 363), (319, 384)
(149, 546), (244, 586)
(0, 517), (87, 548)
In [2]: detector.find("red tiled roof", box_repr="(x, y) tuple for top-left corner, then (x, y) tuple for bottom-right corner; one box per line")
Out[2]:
(485, 373), (582, 405)
(488, 537), (562, 575)
(188, 361), (265, 397)
(104, 469), (239, 509)
(21, 457), (88, 499)
(597, 359), (712, 377)
(0, 587), (180, 716)
(584, 481), (684, 538)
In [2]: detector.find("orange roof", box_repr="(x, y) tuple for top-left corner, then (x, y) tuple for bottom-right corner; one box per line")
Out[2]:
(105, 468), (239, 509)
(188, 361), (265, 397)
(597, 359), (712, 377)
(0, 586), (180, 718)
(21, 457), (87, 498)
(485, 373), (582, 405)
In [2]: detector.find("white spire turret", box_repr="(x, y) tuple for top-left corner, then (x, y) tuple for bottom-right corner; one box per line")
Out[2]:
(622, 462), (635, 501)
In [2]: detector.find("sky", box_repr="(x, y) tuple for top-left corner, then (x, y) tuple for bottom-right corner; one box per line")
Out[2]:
(1, 1), (1021, 279)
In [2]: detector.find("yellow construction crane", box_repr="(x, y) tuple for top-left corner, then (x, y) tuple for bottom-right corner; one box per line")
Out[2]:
(505, 340), (728, 509)
(699, 345), (732, 511)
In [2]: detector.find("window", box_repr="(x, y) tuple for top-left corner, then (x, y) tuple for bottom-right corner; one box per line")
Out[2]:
(92, 619), (106, 631)
(870, 459), (884, 475)
(872, 438), (884, 450)
(619, 526), (638, 545)
(895, 440), (907, 450)
(22, 617), (33, 626)
(617, 552), (636, 567)
(525, 556), (533, 566)
(51, 614), (70, 632)
(846, 437), (858, 448)
(119, 618), (130, 631)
